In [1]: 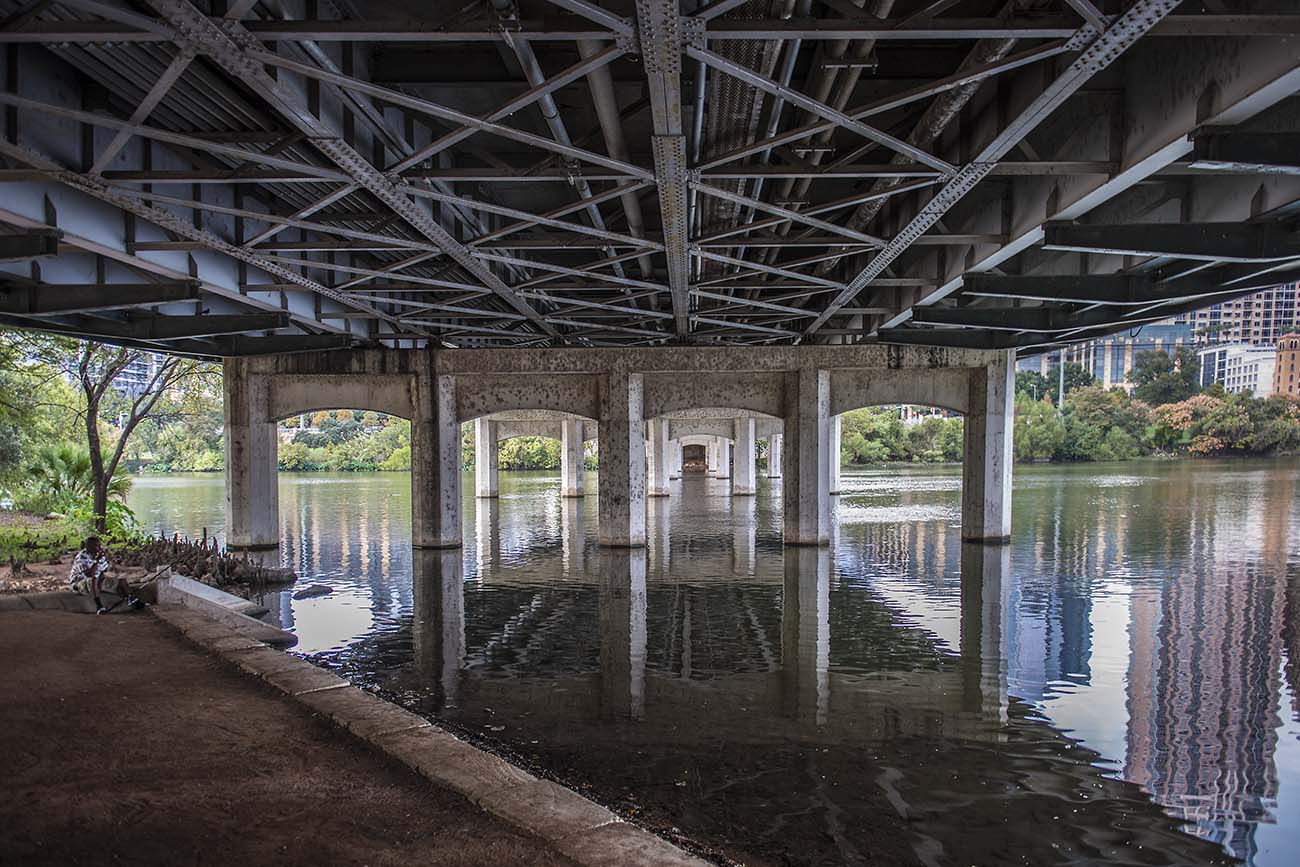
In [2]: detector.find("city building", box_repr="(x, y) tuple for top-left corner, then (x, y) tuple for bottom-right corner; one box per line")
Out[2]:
(1020, 321), (1196, 392)
(1197, 343), (1278, 398)
(113, 352), (163, 396)
(1181, 283), (1300, 345)
(1275, 334), (1300, 398)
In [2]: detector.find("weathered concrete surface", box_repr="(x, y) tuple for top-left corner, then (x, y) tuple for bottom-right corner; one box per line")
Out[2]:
(783, 368), (830, 545)
(475, 417), (499, 498)
(223, 358), (278, 549)
(962, 350), (1016, 543)
(647, 417), (670, 498)
(561, 418), (585, 498)
(598, 372), (646, 547)
(226, 345), (1011, 549)
(411, 361), (460, 548)
(732, 418), (756, 496)
(156, 574), (296, 647)
(828, 414), (843, 496)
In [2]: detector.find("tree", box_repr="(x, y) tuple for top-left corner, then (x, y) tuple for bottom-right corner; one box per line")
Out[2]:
(47, 343), (200, 531)
(1128, 347), (1201, 405)
(1014, 395), (1066, 461)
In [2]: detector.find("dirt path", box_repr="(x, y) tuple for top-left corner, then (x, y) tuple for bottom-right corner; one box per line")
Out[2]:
(0, 610), (577, 866)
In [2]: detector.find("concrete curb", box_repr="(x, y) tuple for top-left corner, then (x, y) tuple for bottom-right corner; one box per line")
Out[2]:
(150, 604), (707, 867)
(156, 575), (295, 647)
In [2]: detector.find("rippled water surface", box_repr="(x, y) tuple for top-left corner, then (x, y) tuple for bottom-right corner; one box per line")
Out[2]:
(129, 459), (1300, 865)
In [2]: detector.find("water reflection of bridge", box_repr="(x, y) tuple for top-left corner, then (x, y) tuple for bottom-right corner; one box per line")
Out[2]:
(287, 464), (1298, 865)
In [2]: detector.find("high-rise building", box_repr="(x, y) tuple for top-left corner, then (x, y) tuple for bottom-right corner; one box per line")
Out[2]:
(1197, 343), (1278, 397)
(1020, 321), (1196, 392)
(112, 353), (163, 396)
(1274, 333), (1300, 398)
(1181, 282), (1300, 345)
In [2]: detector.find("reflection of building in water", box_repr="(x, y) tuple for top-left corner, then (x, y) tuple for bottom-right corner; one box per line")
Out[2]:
(1126, 556), (1287, 862)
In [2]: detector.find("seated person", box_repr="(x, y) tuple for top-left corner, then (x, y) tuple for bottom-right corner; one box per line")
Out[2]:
(69, 536), (136, 613)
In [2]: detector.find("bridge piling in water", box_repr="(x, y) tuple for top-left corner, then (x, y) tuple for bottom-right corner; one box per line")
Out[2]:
(221, 345), (1014, 550)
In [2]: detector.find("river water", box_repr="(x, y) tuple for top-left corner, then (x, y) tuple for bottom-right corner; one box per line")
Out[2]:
(128, 459), (1300, 866)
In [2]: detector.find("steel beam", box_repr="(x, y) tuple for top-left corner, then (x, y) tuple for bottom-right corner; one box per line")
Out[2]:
(1043, 221), (1300, 263)
(635, 0), (690, 336)
(959, 271), (1290, 306)
(143, 0), (558, 341)
(0, 280), (200, 314)
(51, 312), (291, 341)
(0, 229), (60, 262)
(809, 0), (1183, 338)
(1189, 132), (1300, 176)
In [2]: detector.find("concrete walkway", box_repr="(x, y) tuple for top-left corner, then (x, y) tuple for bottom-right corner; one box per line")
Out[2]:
(0, 609), (578, 866)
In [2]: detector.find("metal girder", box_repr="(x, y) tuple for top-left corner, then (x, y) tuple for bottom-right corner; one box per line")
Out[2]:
(1043, 221), (1300, 263)
(808, 0), (1184, 338)
(875, 327), (1044, 350)
(0, 229), (60, 262)
(634, 0), (690, 336)
(909, 305), (1165, 334)
(142, 0), (557, 341)
(1189, 133), (1300, 176)
(0, 280), (200, 314)
(51, 312), (292, 341)
(959, 271), (1293, 306)
(687, 44), (955, 174)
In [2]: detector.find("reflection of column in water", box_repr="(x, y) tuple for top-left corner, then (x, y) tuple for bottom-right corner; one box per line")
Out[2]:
(412, 548), (465, 709)
(781, 547), (830, 726)
(648, 494), (670, 576)
(475, 497), (500, 574)
(598, 548), (647, 720)
(561, 496), (585, 577)
(732, 494), (757, 576)
(960, 543), (1010, 732)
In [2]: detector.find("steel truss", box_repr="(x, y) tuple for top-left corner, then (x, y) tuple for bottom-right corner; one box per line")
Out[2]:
(0, 0), (1298, 354)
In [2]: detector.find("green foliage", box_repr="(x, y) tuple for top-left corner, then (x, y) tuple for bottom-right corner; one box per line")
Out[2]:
(837, 407), (963, 465)
(1015, 363), (1095, 405)
(1014, 395), (1066, 462)
(21, 444), (132, 512)
(1128, 347), (1201, 405)
(498, 436), (561, 470)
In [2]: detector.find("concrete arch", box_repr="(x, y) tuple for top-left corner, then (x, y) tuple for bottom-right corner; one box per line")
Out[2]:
(455, 373), (600, 423)
(669, 418), (736, 442)
(829, 368), (972, 417)
(266, 374), (415, 422)
(643, 371), (785, 419)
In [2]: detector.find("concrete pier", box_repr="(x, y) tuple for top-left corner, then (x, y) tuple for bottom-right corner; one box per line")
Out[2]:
(598, 372), (646, 548)
(732, 418), (756, 496)
(828, 414), (842, 496)
(223, 360), (278, 549)
(222, 344), (1014, 551)
(647, 418), (670, 498)
(561, 419), (585, 498)
(961, 351), (1015, 543)
(474, 418), (499, 499)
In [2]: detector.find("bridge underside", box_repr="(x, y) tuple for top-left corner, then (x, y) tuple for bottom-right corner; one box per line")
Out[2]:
(2, 1), (1299, 357)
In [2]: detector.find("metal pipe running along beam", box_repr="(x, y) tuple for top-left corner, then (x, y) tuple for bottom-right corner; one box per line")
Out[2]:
(142, 0), (560, 340)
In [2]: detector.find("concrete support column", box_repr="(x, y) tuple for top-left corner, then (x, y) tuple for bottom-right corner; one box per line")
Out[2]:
(962, 351), (1015, 543)
(647, 417), (670, 497)
(715, 438), (731, 479)
(668, 439), (682, 479)
(411, 366), (461, 549)
(598, 371), (646, 547)
(706, 438), (718, 475)
(783, 368), (830, 545)
(767, 434), (782, 478)
(828, 414), (842, 495)
(474, 417), (498, 498)
(223, 358), (278, 549)
(561, 418), (585, 498)
(732, 418), (756, 496)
